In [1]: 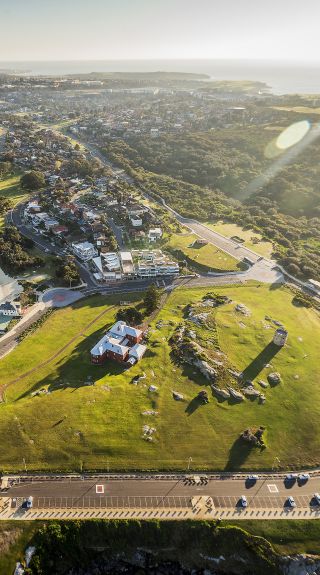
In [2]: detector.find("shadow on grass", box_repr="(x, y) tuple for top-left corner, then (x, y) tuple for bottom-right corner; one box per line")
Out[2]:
(241, 342), (281, 381)
(269, 282), (284, 291)
(224, 437), (253, 471)
(185, 396), (203, 416)
(15, 321), (144, 401)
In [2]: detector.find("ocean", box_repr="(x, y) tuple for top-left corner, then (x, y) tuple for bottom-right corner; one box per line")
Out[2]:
(0, 59), (320, 95)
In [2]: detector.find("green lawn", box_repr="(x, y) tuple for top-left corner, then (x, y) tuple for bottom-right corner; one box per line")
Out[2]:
(165, 232), (243, 272)
(205, 221), (274, 258)
(0, 285), (319, 472)
(0, 175), (27, 228)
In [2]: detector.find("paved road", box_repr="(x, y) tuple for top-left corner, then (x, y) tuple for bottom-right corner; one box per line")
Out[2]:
(1, 474), (320, 521)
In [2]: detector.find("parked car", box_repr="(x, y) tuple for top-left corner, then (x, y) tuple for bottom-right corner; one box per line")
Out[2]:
(285, 473), (298, 482)
(313, 493), (320, 505)
(286, 496), (296, 508)
(298, 473), (310, 483)
(25, 496), (33, 509)
(240, 495), (248, 508)
(246, 474), (259, 482)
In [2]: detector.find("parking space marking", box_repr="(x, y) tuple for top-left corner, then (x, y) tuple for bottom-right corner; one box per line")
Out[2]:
(267, 484), (279, 493)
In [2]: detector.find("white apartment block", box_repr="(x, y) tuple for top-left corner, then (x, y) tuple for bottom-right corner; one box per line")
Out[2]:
(72, 241), (98, 261)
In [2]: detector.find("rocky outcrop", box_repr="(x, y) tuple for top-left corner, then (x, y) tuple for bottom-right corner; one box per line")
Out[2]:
(193, 358), (217, 381)
(281, 554), (320, 575)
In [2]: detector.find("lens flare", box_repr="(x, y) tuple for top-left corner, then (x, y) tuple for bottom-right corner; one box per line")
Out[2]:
(276, 120), (310, 150)
(242, 121), (320, 201)
(264, 120), (311, 159)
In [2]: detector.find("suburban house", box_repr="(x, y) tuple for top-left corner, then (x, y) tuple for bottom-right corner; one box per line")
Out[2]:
(90, 321), (146, 366)
(0, 301), (21, 317)
(72, 241), (98, 261)
(148, 227), (163, 242)
(130, 216), (143, 228)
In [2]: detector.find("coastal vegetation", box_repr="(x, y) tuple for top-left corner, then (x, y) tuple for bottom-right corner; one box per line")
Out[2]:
(100, 123), (320, 281)
(2, 519), (320, 575)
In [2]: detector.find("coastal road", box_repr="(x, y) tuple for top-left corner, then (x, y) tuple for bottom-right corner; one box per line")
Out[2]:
(1, 474), (320, 521)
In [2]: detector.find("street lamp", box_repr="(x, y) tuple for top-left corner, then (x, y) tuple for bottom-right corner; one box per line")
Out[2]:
(272, 457), (281, 472)
(187, 457), (193, 471)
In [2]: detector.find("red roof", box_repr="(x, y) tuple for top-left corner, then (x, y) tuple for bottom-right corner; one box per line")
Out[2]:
(52, 225), (68, 234)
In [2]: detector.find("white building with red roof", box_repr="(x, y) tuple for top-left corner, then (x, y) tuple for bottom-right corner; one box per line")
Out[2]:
(90, 321), (146, 365)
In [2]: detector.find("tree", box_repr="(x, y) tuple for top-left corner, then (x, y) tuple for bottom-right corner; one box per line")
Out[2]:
(116, 306), (143, 325)
(143, 284), (160, 314)
(0, 161), (12, 177)
(21, 170), (45, 191)
(55, 257), (80, 286)
(0, 195), (13, 215)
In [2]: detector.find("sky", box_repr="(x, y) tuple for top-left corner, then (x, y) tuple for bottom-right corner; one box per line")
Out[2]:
(0, 0), (319, 62)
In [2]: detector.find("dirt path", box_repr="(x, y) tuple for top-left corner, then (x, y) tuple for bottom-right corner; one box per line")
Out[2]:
(0, 304), (116, 402)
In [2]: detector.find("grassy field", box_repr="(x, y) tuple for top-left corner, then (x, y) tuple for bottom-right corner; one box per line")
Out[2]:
(205, 221), (273, 258)
(0, 284), (319, 472)
(0, 175), (28, 228)
(165, 232), (242, 272)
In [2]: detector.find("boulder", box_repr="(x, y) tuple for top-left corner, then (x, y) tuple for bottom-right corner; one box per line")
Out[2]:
(268, 372), (281, 385)
(148, 385), (158, 392)
(172, 391), (184, 401)
(258, 380), (268, 388)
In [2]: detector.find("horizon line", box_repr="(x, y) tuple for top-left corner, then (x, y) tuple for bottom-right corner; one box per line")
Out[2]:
(1, 57), (320, 64)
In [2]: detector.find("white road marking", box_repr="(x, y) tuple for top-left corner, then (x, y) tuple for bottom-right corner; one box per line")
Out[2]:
(267, 484), (279, 493)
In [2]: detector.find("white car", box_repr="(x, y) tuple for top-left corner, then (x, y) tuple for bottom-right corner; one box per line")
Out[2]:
(26, 496), (33, 509)
(287, 496), (296, 508)
(240, 495), (248, 508)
